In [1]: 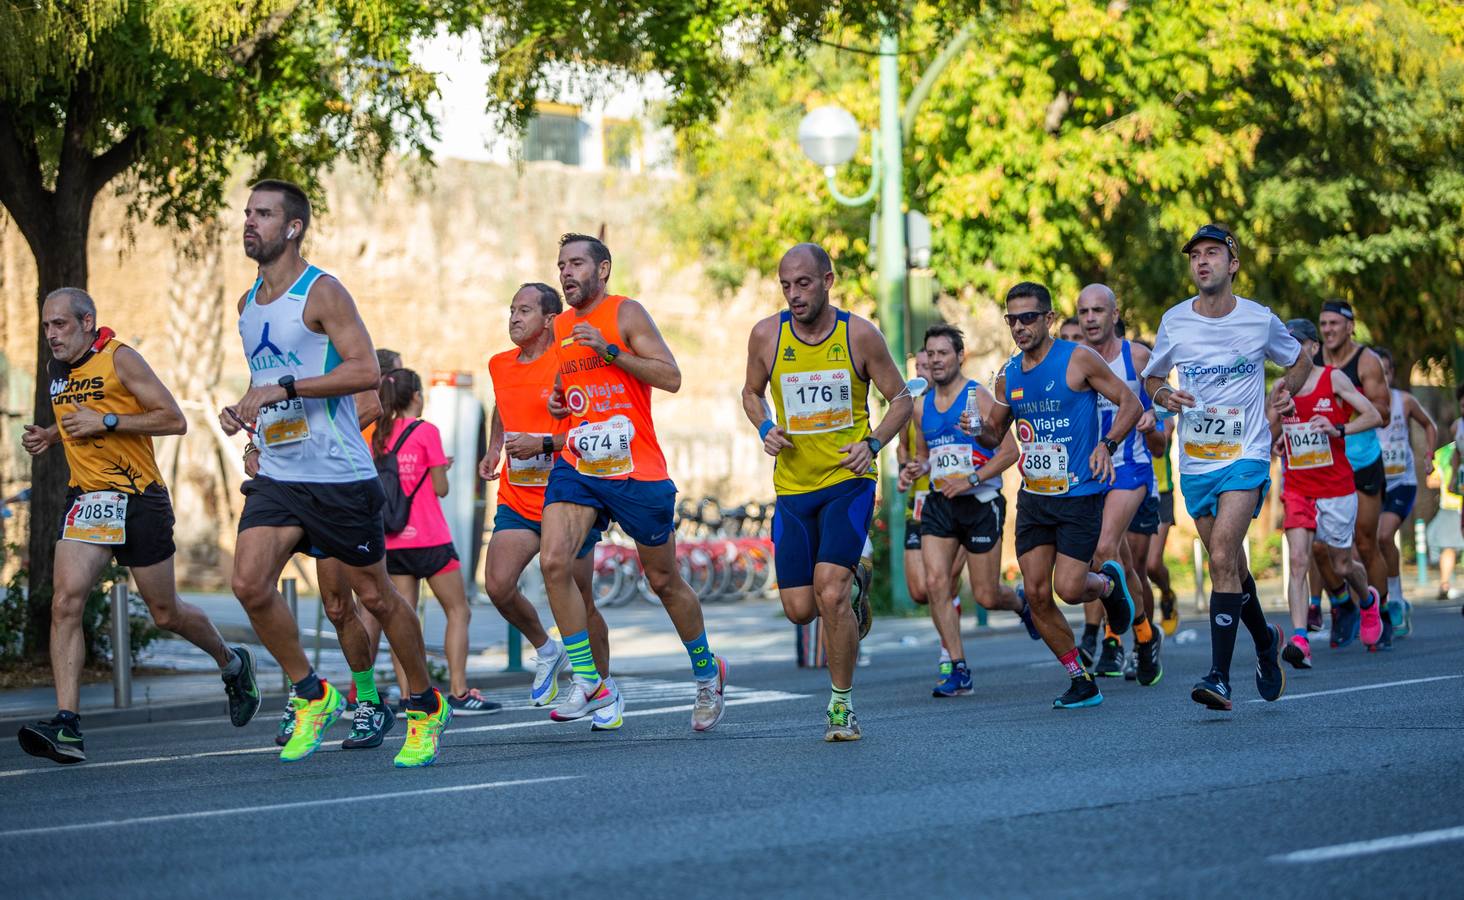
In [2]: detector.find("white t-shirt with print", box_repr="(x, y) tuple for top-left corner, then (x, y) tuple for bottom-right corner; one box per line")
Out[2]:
(1143, 295), (1301, 476)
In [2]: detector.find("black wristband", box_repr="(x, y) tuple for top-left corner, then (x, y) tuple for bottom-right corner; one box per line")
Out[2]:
(542, 435), (554, 455)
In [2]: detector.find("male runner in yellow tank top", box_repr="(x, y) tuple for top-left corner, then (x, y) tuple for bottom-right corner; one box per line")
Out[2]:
(742, 243), (913, 741)
(17, 289), (260, 766)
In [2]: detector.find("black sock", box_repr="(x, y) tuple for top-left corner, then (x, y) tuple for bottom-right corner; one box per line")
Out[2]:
(1082, 623), (1099, 643)
(408, 688), (440, 713)
(55, 709), (80, 729)
(1239, 572), (1273, 648)
(953, 658), (968, 670)
(1209, 591), (1245, 681)
(292, 671), (324, 701)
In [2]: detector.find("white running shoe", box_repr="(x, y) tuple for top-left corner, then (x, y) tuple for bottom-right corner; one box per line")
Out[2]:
(591, 677), (625, 731)
(531, 644), (568, 706)
(691, 656), (727, 732)
(549, 678), (615, 722)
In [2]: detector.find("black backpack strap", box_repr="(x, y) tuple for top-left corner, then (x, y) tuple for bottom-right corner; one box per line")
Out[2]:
(388, 419), (426, 456)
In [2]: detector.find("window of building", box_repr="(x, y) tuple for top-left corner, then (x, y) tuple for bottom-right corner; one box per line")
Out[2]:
(525, 103), (582, 165)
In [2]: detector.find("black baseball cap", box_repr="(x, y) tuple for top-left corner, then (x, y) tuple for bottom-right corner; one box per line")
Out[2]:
(1320, 299), (1355, 320)
(1181, 223), (1239, 258)
(1285, 318), (1320, 343)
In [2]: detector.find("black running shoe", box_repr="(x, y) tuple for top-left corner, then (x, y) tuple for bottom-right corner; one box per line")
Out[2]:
(1098, 560), (1135, 635)
(1306, 604), (1324, 633)
(1371, 615), (1394, 652)
(1191, 670), (1233, 711)
(1095, 637), (1124, 678)
(1077, 632), (1096, 670)
(1256, 624), (1286, 702)
(18, 716), (85, 765)
(275, 690), (296, 747)
(1015, 585), (1041, 640)
(1331, 599), (1360, 648)
(341, 700), (396, 749)
(1053, 673), (1102, 709)
(221, 646), (261, 727)
(851, 560), (873, 641)
(1136, 630), (1163, 687)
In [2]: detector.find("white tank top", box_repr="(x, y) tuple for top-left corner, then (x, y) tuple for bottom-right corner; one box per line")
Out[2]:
(1095, 340), (1152, 470)
(238, 264), (375, 484)
(1381, 388), (1415, 488)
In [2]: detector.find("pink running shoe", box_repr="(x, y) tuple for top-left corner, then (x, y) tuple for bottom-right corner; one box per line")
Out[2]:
(1281, 634), (1313, 669)
(1359, 587), (1383, 647)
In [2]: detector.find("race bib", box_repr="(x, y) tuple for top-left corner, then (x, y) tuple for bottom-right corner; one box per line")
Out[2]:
(930, 444), (974, 493)
(507, 433), (554, 486)
(1181, 406), (1245, 461)
(1283, 422), (1333, 470)
(1021, 442), (1069, 495)
(257, 397), (310, 448)
(569, 417), (634, 478)
(1382, 441), (1409, 478)
(912, 489), (929, 522)
(63, 490), (127, 545)
(779, 369), (854, 434)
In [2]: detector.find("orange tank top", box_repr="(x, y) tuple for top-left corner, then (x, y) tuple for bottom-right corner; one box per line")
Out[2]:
(488, 346), (565, 520)
(553, 295), (669, 482)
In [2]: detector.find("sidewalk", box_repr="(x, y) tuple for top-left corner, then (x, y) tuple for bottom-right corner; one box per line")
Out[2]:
(3, 572), (1453, 728)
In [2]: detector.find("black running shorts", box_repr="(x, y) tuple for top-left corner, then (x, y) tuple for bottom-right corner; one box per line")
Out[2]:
(59, 483), (175, 569)
(239, 475), (386, 567)
(921, 492), (1005, 555)
(1014, 491), (1105, 561)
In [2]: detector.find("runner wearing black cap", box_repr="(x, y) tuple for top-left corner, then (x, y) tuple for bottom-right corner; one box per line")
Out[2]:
(1144, 224), (1311, 710)
(1315, 300), (1393, 651)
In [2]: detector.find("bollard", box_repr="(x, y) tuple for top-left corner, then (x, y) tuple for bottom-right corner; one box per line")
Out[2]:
(282, 578), (298, 692)
(1193, 538), (1207, 611)
(504, 624), (525, 673)
(1414, 518), (1428, 586)
(111, 580), (132, 709)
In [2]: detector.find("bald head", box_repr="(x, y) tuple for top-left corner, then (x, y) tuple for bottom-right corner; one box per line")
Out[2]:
(782, 242), (833, 276)
(1074, 283), (1120, 347)
(1077, 284), (1115, 310)
(778, 242), (836, 325)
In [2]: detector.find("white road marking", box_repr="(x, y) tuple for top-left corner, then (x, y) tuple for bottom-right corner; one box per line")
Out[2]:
(1272, 825), (1464, 863)
(0, 687), (807, 778)
(0, 776), (578, 839)
(1246, 674), (1464, 703)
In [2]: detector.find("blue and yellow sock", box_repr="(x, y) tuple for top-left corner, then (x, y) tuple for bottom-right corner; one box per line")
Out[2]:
(563, 630), (600, 687)
(684, 631), (717, 682)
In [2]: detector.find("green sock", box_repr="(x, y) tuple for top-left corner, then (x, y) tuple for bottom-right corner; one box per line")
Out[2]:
(828, 685), (852, 711)
(351, 669), (380, 705)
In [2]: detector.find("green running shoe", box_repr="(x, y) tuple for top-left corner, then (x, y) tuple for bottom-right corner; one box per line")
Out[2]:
(824, 701), (861, 742)
(279, 681), (345, 762)
(394, 690), (452, 768)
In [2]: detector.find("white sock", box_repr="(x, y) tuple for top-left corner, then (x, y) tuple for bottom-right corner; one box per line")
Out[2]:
(951, 596), (962, 610)
(536, 640), (560, 657)
(938, 647), (951, 664)
(1387, 576), (1402, 601)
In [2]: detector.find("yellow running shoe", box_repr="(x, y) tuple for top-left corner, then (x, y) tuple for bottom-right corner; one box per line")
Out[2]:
(1160, 590), (1179, 636)
(394, 690), (452, 768)
(279, 681), (345, 763)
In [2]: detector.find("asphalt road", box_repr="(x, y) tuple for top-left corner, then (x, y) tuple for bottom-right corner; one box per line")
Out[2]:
(2, 604), (1462, 898)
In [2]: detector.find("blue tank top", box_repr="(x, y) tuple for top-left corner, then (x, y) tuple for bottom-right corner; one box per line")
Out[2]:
(921, 379), (1001, 498)
(1097, 340), (1153, 472)
(1003, 339), (1104, 498)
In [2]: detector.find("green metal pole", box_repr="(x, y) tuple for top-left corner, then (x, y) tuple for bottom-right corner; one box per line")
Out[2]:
(878, 23), (910, 611)
(505, 624), (524, 673)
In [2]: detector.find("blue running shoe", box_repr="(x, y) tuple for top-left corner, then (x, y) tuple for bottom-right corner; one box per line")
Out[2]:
(1053, 673), (1102, 709)
(1373, 614), (1394, 652)
(1098, 560), (1135, 635)
(1015, 585), (1041, 641)
(1331, 599), (1360, 649)
(1255, 624), (1286, 702)
(1191, 670), (1232, 711)
(1394, 599), (1412, 638)
(932, 663), (973, 697)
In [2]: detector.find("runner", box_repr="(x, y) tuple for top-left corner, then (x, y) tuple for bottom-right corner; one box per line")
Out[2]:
(373, 367), (500, 714)
(1425, 404), (1464, 604)
(1074, 286), (1164, 686)
(222, 178), (448, 766)
(1315, 300), (1394, 650)
(1269, 319), (1382, 670)
(975, 281), (1143, 710)
(17, 289), (260, 765)
(1375, 347), (1435, 638)
(1058, 317), (1084, 343)
(743, 242), (912, 739)
(1145, 358), (1181, 636)
(897, 350), (934, 607)
(1143, 223), (1310, 710)
(906, 323), (1035, 698)
(542, 233), (726, 731)
(480, 282), (616, 728)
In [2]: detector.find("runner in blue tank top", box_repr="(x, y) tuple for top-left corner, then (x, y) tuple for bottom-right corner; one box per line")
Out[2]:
(1075, 285), (1166, 687)
(221, 179), (449, 767)
(974, 282), (1143, 710)
(902, 323), (1033, 699)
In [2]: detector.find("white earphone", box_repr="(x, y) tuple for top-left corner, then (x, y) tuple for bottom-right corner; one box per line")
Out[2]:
(286, 226), (298, 239)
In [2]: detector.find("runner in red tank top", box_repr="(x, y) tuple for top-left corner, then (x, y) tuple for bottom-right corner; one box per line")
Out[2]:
(539, 233), (728, 731)
(1271, 320), (1383, 669)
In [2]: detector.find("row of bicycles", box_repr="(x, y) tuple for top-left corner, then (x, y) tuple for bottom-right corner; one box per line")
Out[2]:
(590, 497), (777, 607)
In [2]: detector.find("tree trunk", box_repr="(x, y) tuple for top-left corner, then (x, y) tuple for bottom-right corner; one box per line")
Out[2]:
(24, 238), (87, 656)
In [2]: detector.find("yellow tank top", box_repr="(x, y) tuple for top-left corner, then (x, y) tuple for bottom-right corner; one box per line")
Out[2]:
(49, 339), (164, 494)
(768, 309), (874, 495)
(1153, 435), (1173, 493)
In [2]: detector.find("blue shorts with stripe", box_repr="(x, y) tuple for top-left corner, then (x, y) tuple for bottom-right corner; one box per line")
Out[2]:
(772, 477), (877, 589)
(543, 460), (677, 547)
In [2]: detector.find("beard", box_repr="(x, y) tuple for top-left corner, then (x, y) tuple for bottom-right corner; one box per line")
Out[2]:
(565, 274), (602, 308)
(245, 234), (287, 264)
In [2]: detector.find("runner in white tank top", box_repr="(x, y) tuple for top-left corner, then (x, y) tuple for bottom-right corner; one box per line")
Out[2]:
(1375, 349), (1437, 631)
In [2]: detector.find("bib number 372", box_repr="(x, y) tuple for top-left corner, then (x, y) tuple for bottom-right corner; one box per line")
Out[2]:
(63, 490), (128, 545)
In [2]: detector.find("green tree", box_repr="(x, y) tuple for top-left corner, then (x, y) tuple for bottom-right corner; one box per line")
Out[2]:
(0, 0), (466, 653)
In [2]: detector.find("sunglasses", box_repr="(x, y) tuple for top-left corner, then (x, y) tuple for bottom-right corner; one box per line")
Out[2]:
(1003, 311), (1047, 326)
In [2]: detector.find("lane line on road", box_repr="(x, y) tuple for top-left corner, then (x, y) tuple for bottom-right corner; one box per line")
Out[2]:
(1246, 674), (1463, 703)
(0, 690), (808, 778)
(0, 776), (579, 840)
(1271, 825), (1464, 863)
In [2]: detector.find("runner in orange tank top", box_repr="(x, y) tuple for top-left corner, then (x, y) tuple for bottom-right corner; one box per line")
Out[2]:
(478, 283), (613, 719)
(538, 233), (727, 731)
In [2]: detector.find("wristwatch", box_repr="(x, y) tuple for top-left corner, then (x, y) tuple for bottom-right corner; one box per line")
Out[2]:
(102, 413), (119, 432)
(278, 374), (298, 400)
(1102, 438), (1120, 456)
(864, 436), (882, 455)
(967, 470), (981, 486)
(602, 344), (621, 364)
(541, 435), (555, 455)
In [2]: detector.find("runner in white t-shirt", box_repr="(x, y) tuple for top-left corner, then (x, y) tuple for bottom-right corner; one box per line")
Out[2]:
(1373, 347), (1436, 638)
(1143, 224), (1313, 711)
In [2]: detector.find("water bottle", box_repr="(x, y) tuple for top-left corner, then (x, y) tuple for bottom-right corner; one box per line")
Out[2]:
(965, 386), (980, 435)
